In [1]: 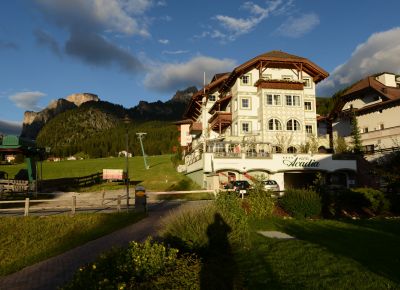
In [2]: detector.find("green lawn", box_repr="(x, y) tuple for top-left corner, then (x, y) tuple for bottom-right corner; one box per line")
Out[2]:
(0, 155), (198, 191)
(0, 212), (145, 276)
(238, 218), (400, 289)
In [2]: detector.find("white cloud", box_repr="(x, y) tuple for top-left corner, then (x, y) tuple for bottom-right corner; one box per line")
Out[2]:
(158, 39), (169, 44)
(318, 27), (400, 96)
(276, 13), (320, 38)
(201, 0), (286, 42)
(162, 50), (189, 55)
(9, 91), (46, 111)
(144, 56), (237, 92)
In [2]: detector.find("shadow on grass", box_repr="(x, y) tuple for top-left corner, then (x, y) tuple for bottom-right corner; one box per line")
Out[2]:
(275, 218), (400, 284)
(164, 213), (241, 289)
(200, 213), (237, 290)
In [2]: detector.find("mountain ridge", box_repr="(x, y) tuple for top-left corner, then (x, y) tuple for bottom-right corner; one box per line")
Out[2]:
(19, 87), (197, 139)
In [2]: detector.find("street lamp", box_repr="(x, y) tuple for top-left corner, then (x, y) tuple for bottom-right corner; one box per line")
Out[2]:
(123, 115), (131, 211)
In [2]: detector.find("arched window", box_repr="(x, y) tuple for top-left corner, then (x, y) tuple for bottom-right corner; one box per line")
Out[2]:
(287, 146), (297, 153)
(286, 119), (300, 131)
(268, 119), (282, 130)
(272, 146), (282, 153)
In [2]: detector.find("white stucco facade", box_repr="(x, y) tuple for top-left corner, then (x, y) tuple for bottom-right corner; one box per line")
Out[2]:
(332, 73), (400, 158)
(180, 51), (357, 190)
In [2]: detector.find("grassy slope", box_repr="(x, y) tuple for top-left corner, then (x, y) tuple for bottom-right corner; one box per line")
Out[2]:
(0, 155), (198, 191)
(239, 218), (400, 289)
(0, 212), (144, 276)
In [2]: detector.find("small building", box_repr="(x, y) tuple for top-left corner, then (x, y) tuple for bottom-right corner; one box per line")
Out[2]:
(177, 50), (357, 190)
(118, 150), (132, 158)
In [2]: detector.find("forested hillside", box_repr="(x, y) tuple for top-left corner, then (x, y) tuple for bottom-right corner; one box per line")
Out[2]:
(36, 101), (179, 158)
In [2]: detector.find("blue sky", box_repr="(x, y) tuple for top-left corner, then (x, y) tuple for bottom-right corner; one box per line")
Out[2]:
(1, 0), (400, 132)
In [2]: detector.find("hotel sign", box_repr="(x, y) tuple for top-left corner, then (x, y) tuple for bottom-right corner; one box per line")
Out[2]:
(282, 156), (320, 168)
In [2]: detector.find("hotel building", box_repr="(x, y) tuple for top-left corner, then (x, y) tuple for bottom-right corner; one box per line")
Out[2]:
(177, 51), (357, 190)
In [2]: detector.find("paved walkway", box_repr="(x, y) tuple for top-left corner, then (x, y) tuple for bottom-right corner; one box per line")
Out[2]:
(0, 201), (185, 290)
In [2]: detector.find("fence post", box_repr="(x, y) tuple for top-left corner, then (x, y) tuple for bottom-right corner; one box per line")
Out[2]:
(24, 198), (30, 216)
(71, 196), (76, 215)
(117, 195), (121, 212)
(102, 190), (105, 205)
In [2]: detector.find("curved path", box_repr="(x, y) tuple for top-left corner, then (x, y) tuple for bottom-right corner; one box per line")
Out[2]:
(0, 201), (186, 290)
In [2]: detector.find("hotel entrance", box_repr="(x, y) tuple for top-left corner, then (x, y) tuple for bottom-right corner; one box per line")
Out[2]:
(284, 171), (319, 189)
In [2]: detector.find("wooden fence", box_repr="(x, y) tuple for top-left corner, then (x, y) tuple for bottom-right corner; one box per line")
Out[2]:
(39, 172), (102, 191)
(0, 190), (216, 216)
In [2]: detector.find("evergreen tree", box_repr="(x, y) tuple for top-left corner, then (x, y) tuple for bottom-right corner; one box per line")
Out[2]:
(351, 111), (362, 153)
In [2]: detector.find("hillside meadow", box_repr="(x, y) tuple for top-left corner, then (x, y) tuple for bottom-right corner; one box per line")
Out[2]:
(0, 155), (198, 192)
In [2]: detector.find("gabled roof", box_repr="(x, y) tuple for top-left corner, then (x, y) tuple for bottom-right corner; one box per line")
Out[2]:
(330, 75), (400, 118)
(220, 50), (329, 94)
(184, 50), (329, 119)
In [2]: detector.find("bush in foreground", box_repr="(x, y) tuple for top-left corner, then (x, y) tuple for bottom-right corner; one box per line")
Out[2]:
(279, 188), (322, 219)
(63, 238), (200, 290)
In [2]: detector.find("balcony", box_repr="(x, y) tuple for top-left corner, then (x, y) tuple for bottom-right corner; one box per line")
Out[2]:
(254, 79), (304, 90)
(189, 122), (202, 135)
(209, 111), (232, 132)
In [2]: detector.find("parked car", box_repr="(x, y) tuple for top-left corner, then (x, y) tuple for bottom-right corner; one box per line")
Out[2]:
(262, 180), (281, 195)
(224, 180), (251, 195)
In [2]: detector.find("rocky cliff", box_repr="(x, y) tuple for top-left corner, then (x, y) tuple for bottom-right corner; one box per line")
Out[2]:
(21, 93), (99, 139)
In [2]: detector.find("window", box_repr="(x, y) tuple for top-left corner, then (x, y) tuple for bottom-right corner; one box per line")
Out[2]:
(241, 97), (251, 109)
(305, 125), (313, 134)
(379, 124), (384, 130)
(287, 119), (300, 131)
(287, 146), (297, 153)
(268, 119), (282, 130)
(293, 95), (300, 106)
(265, 94), (281, 106)
(274, 95), (281, 105)
(241, 122), (251, 133)
(272, 146), (282, 153)
(282, 75), (292, 81)
(240, 74), (251, 85)
(362, 127), (369, 133)
(266, 94), (273, 105)
(286, 95), (300, 106)
(303, 78), (312, 88)
(304, 101), (312, 111)
(208, 95), (216, 102)
(286, 95), (292, 106)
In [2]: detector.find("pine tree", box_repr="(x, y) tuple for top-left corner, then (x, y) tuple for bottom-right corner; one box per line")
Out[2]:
(351, 111), (362, 154)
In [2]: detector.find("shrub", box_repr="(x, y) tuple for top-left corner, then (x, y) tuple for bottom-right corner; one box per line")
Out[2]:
(162, 194), (250, 251)
(279, 188), (322, 219)
(63, 238), (200, 290)
(321, 187), (391, 217)
(246, 186), (275, 219)
(351, 188), (390, 214)
(161, 204), (216, 252)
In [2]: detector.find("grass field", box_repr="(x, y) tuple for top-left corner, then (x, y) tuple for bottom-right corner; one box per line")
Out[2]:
(0, 155), (199, 191)
(238, 217), (400, 289)
(0, 212), (145, 276)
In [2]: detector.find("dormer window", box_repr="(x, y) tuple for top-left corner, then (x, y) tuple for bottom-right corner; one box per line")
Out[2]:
(209, 95), (216, 102)
(240, 74), (252, 85)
